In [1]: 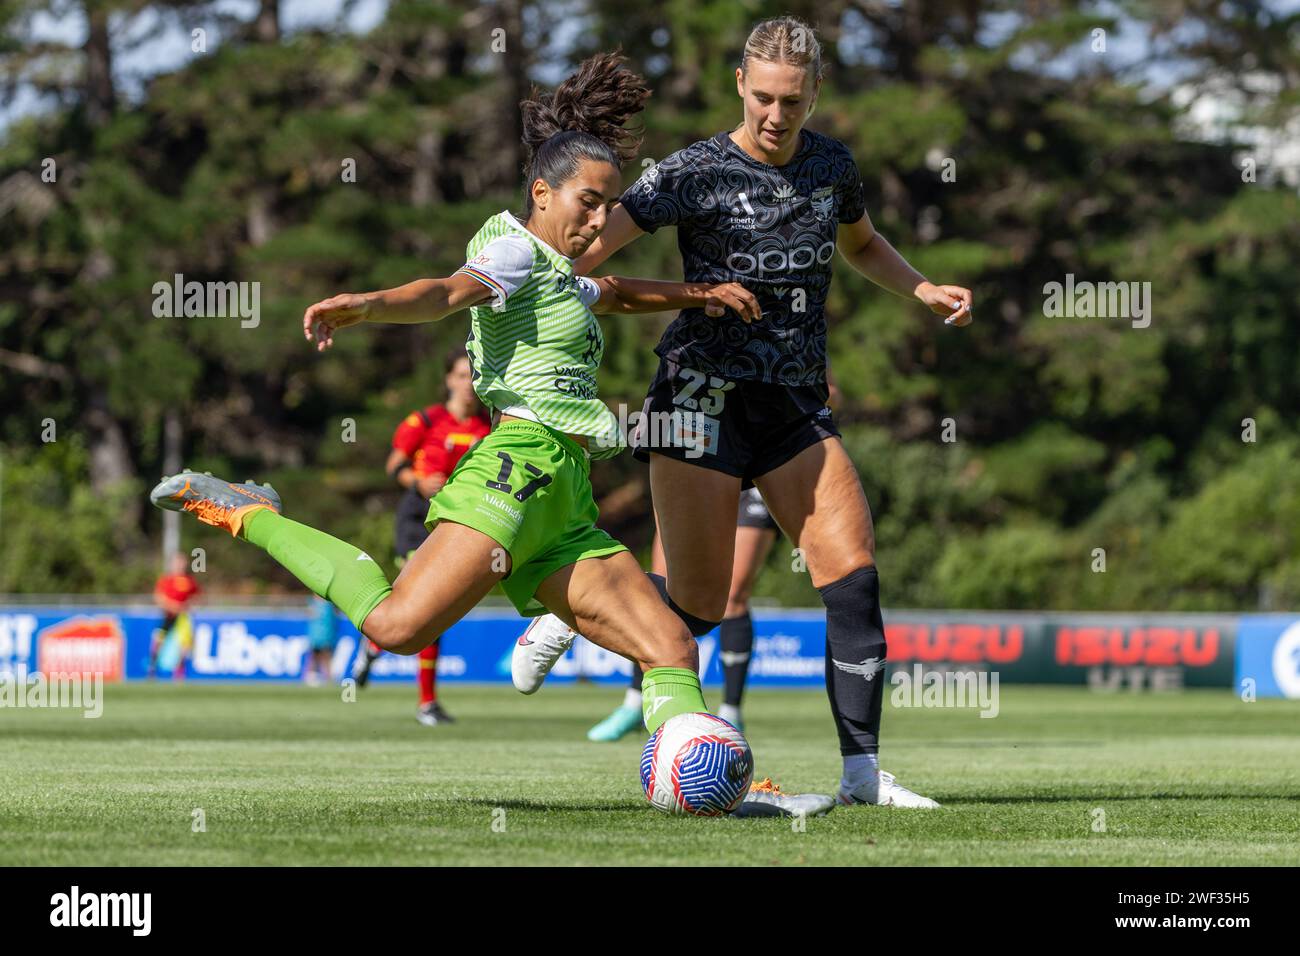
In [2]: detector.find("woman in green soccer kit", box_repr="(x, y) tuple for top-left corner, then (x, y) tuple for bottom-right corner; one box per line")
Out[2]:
(150, 54), (762, 744)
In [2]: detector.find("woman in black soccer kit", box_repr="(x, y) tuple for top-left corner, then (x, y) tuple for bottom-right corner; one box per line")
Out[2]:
(587, 373), (839, 740)
(575, 17), (973, 807)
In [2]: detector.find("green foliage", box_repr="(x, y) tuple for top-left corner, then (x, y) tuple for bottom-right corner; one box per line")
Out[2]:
(0, 440), (153, 594)
(2, 0), (1298, 610)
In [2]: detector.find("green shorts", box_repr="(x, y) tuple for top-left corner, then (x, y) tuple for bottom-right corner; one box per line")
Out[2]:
(424, 419), (627, 616)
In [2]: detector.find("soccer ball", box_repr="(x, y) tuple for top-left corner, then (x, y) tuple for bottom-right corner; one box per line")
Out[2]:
(640, 712), (754, 816)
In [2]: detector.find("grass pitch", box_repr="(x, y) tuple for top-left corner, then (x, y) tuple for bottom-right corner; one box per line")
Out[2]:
(2, 682), (1297, 866)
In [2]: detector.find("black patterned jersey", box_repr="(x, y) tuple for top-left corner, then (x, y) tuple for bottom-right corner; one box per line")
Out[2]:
(619, 129), (866, 385)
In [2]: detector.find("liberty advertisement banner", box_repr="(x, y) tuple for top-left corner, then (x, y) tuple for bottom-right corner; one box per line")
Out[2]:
(0, 605), (1254, 690)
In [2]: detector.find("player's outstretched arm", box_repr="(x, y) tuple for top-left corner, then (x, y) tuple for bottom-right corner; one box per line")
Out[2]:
(303, 274), (492, 351)
(837, 212), (974, 327)
(589, 276), (762, 323)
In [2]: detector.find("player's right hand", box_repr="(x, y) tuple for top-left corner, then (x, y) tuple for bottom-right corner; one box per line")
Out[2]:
(703, 283), (761, 323)
(303, 293), (371, 351)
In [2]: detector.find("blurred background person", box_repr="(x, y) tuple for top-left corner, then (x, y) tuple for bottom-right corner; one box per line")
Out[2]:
(304, 594), (338, 686)
(148, 552), (200, 680)
(352, 347), (490, 725)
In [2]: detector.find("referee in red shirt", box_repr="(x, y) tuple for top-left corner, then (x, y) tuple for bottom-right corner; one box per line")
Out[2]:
(353, 347), (490, 725)
(149, 553), (202, 679)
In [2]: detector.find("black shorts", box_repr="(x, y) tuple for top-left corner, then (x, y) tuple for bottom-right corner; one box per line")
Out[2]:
(394, 485), (432, 560)
(737, 487), (780, 533)
(630, 358), (839, 489)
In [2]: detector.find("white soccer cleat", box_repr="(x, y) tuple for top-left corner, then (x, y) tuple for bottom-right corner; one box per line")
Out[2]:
(838, 770), (940, 809)
(511, 613), (578, 694)
(717, 703), (743, 731)
(731, 778), (836, 818)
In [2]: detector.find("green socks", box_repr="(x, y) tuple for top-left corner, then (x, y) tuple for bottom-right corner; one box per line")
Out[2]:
(241, 509), (392, 632)
(641, 667), (708, 734)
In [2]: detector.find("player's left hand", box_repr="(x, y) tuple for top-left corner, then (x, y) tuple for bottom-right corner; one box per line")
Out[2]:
(916, 282), (973, 327)
(702, 282), (761, 323)
(303, 293), (371, 351)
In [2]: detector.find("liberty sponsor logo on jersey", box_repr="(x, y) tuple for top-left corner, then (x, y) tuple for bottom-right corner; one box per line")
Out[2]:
(728, 191), (757, 229)
(731, 191), (755, 215)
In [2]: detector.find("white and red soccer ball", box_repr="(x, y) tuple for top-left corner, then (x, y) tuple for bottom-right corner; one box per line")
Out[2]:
(640, 712), (754, 816)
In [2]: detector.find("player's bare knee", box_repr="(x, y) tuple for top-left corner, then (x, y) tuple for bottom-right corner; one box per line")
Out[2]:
(810, 549), (875, 588)
(361, 601), (420, 654)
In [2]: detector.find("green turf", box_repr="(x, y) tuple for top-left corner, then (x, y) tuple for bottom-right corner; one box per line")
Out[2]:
(1, 682), (1297, 866)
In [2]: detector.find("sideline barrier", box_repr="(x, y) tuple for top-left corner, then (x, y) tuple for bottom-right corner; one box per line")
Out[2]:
(1, 602), (1286, 693)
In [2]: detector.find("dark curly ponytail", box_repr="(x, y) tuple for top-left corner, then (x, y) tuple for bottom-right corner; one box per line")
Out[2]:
(519, 52), (650, 213)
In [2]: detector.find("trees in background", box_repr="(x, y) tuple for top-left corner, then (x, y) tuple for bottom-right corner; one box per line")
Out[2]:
(2, 0), (1297, 609)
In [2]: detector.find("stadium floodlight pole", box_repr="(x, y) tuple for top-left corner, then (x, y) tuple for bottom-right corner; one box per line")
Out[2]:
(160, 409), (182, 568)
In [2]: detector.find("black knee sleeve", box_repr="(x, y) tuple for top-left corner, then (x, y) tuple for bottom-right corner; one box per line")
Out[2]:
(818, 565), (887, 755)
(647, 572), (721, 638)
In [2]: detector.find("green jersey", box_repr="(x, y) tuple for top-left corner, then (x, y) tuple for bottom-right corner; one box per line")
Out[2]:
(455, 211), (623, 459)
